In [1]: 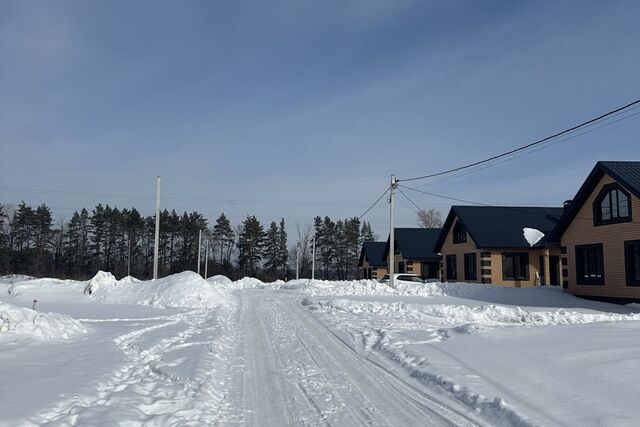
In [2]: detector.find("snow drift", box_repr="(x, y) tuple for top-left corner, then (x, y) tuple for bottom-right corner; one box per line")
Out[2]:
(0, 301), (88, 340)
(255, 278), (444, 298)
(207, 275), (232, 285)
(90, 271), (232, 309)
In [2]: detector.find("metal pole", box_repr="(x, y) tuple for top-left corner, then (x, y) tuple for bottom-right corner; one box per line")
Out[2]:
(197, 229), (202, 275)
(127, 237), (131, 277)
(153, 176), (161, 279)
(204, 238), (209, 280)
(296, 246), (300, 280)
(389, 175), (396, 289)
(311, 235), (316, 281)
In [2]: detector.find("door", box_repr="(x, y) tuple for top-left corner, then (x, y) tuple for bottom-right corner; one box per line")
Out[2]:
(549, 256), (560, 286)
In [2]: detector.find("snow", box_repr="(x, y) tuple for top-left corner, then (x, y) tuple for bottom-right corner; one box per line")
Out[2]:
(2, 272), (640, 426)
(301, 282), (640, 426)
(522, 227), (544, 247)
(90, 271), (233, 309)
(207, 274), (232, 285)
(0, 301), (89, 340)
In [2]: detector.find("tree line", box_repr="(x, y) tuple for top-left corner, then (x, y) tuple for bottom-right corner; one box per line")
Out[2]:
(0, 202), (376, 281)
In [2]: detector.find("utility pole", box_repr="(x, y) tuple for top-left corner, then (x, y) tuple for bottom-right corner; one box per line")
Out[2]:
(296, 246), (300, 280)
(389, 174), (397, 289)
(153, 176), (161, 280)
(127, 237), (131, 277)
(204, 237), (209, 280)
(197, 229), (202, 275)
(311, 235), (316, 281)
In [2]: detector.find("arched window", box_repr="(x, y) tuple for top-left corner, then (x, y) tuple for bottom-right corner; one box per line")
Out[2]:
(594, 183), (631, 225)
(453, 221), (467, 244)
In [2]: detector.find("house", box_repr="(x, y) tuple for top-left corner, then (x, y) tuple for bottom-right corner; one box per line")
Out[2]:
(382, 228), (441, 279)
(550, 161), (640, 302)
(358, 241), (388, 280)
(434, 206), (564, 287)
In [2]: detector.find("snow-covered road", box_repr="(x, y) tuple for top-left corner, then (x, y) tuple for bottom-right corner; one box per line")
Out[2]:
(4, 274), (640, 426)
(228, 289), (483, 426)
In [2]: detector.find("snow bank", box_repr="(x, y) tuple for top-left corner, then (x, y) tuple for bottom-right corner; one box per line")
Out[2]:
(118, 275), (140, 284)
(311, 299), (640, 328)
(207, 275), (232, 285)
(255, 278), (444, 298)
(0, 301), (88, 340)
(90, 271), (232, 309)
(7, 277), (86, 298)
(84, 271), (117, 294)
(0, 274), (35, 285)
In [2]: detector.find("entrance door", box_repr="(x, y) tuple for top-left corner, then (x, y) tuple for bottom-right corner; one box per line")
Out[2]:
(549, 256), (560, 286)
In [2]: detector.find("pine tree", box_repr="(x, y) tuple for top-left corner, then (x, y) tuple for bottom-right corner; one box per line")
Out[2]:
(264, 221), (280, 275)
(237, 215), (265, 276)
(91, 203), (106, 268)
(277, 218), (288, 277)
(360, 221), (376, 242)
(213, 213), (234, 265)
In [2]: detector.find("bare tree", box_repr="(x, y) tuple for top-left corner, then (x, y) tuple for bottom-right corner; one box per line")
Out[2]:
(417, 208), (443, 228)
(291, 223), (313, 278)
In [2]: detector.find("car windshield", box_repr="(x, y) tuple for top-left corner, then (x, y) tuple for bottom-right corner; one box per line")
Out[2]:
(398, 275), (422, 282)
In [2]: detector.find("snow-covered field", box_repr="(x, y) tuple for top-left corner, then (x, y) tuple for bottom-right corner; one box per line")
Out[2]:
(1, 273), (639, 426)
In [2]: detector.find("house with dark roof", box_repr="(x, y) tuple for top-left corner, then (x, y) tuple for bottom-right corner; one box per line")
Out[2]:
(550, 161), (640, 302)
(434, 206), (564, 287)
(358, 241), (388, 280)
(381, 228), (442, 279)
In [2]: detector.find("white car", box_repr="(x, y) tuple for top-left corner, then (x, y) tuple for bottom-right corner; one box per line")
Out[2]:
(380, 274), (426, 284)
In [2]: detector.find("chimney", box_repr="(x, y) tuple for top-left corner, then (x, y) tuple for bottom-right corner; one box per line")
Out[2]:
(563, 200), (572, 211)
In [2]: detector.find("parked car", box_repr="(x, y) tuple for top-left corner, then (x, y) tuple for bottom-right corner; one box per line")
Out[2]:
(380, 274), (426, 284)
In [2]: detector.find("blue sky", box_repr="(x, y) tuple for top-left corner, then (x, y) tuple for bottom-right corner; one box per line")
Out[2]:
(1, 0), (639, 238)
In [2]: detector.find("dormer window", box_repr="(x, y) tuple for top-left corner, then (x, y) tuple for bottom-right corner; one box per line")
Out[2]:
(453, 221), (467, 244)
(593, 183), (632, 226)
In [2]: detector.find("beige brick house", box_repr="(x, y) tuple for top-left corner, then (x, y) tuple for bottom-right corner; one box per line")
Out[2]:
(381, 228), (442, 280)
(358, 241), (387, 280)
(550, 161), (640, 302)
(434, 206), (564, 287)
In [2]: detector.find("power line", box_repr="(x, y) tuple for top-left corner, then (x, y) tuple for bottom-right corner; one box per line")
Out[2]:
(396, 186), (423, 213)
(0, 186), (397, 209)
(358, 186), (391, 219)
(0, 164), (385, 180)
(399, 98), (640, 183)
(412, 107), (640, 188)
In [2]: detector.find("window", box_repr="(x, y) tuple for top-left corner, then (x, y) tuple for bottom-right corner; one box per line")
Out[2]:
(397, 275), (423, 283)
(502, 252), (529, 281)
(464, 253), (477, 281)
(421, 262), (439, 279)
(575, 244), (604, 285)
(593, 184), (631, 226)
(406, 261), (413, 272)
(625, 240), (640, 286)
(453, 221), (467, 244)
(398, 261), (406, 273)
(446, 255), (457, 280)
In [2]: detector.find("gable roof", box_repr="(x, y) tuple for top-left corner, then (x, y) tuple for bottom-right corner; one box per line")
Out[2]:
(551, 161), (640, 240)
(382, 228), (441, 261)
(434, 205), (564, 251)
(358, 241), (387, 267)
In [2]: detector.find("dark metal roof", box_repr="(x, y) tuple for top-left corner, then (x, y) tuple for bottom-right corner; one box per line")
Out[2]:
(598, 161), (640, 197)
(358, 241), (387, 267)
(551, 161), (640, 240)
(382, 228), (442, 261)
(435, 205), (564, 251)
